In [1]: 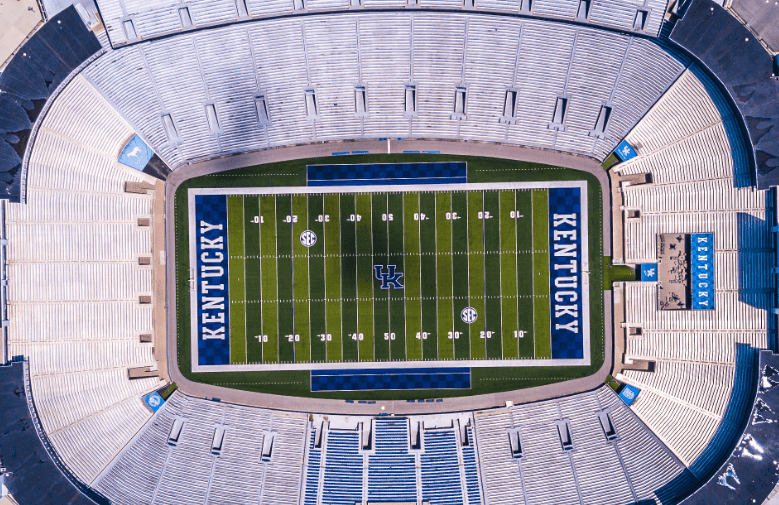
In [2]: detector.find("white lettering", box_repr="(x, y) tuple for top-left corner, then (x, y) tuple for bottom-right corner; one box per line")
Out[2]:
(200, 221), (224, 233)
(202, 326), (226, 340)
(554, 291), (578, 303)
(553, 214), (577, 227)
(554, 260), (578, 273)
(201, 251), (224, 263)
(555, 320), (579, 333)
(200, 236), (224, 249)
(555, 276), (578, 288)
(553, 229), (577, 241)
(201, 281), (224, 294)
(555, 305), (578, 318)
(202, 296), (225, 310)
(202, 312), (225, 324)
(201, 265), (224, 278)
(553, 243), (578, 257)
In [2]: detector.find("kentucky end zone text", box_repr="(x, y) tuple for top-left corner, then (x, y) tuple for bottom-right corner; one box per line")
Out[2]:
(188, 181), (590, 372)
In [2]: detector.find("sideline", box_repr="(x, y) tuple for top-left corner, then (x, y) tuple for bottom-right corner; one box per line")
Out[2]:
(164, 139), (614, 415)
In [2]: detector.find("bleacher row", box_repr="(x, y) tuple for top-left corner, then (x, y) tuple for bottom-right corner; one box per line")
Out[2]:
(611, 66), (769, 470)
(95, 0), (669, 49)
(93, 392), (308, 505)
(83, 11), (687, 169)
(475, 386), (694, 505)
(4, 74), (163, 485)
(89, 386), (695, 505)
(303, 416), (480, 505)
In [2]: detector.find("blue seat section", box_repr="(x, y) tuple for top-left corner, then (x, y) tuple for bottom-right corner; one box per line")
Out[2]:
(462, 428), (482, 505)
(310, 368), (471, 392)
(368, 419), (417, 502)
(421, 430), (463, 505)
(307, 162), (467, 186)
(322, 432), (364, 505)
(304, 430), (322, 505)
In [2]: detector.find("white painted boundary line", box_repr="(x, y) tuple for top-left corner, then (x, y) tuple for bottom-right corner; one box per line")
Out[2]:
(187, 180), (590, 372)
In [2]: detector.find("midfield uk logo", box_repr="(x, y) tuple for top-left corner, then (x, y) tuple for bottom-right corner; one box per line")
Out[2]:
(374, 264), (404, 290)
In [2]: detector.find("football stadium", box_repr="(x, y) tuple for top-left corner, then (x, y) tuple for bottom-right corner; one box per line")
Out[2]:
(0, 0), (778, 503)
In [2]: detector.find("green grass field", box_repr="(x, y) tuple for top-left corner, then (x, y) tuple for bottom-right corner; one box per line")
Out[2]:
(175, 154), (605, 399)
(205, 185), (566, 365)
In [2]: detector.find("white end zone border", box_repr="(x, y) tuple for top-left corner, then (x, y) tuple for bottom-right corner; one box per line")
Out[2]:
(188, 180), (591, 372)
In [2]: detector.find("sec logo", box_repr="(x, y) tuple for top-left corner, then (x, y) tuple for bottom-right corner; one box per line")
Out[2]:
(300, 230), (317, 248)
(147, 394), (161, 408)
(461, 307), (478, 324)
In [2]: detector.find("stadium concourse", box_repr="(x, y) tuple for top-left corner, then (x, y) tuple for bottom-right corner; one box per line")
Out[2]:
(0, 0), (777, 505)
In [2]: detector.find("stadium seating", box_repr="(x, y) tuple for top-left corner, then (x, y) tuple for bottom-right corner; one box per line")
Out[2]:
(93, 392), (309, 505)
(0, 1), (773, 503)
(612, 66), (769, 472)
(4, 74), (163, 485)
(303, 415), (479, 505)
(83, 12), (686, 170)
(474, 385), (692, 504)
(94, 0), (670, 49)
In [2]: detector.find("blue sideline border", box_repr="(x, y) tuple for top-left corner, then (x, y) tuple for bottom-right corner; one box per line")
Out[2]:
(311, 367), (472, 391)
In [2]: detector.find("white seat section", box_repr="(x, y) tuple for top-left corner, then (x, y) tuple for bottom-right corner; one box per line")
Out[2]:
(458, 17), (523, 143)
(305, 0), (352, 10)
(6, 223), (150, 262)
(84, 48), (181, 167)
(248, 19), (316, 147)
(598, 37), (688, 159)
(510, 403), (580, 505)
(622, 178), (767, 214)
(626, 331), (768, 364)
(359, 16), (412, 137)
(595, 387), (689, 502)
(507, 20), (577, 149)
(559, 395), (633, 505)
(474, 386), (688, 505)
(619, 387), (721, 466)
(93, 392), (309, 505)
(8, 302), (152, 344)
(84, 12), (686, 169)
(624, 208), (771, 263)
(410, 15), (466, 139)
(623, 70), (730, 153)
(622, 360), (736, 415)
(195, 28), (269, 155)
(614, 62), (771, 472)
(471, 409), (527, 505)
(304, 17), (363, 140)
(94, 0), (670, 46)
(5, 73), (162, 485)
(12, 340), (154, 377)
(49, 395), (155, 484)
(624, 282), (770, 331)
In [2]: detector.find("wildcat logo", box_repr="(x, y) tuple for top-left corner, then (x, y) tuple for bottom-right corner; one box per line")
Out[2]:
(374, 265), (404, 290)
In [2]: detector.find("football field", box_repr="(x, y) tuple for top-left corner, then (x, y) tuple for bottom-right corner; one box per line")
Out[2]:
(189, 181), (589, 370)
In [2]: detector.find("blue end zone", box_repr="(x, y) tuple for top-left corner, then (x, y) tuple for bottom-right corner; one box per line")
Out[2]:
(311, 367), (471, 392)
(548, 187), (584, 359)
(307, 162), (467, 186)
(195, 194), (231, 366)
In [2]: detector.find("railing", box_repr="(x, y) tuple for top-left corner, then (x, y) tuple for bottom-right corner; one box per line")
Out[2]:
(0, 200), (7, 366)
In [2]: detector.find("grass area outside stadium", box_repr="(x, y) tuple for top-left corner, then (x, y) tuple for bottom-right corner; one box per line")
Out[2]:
(174, 154), (606, 400)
